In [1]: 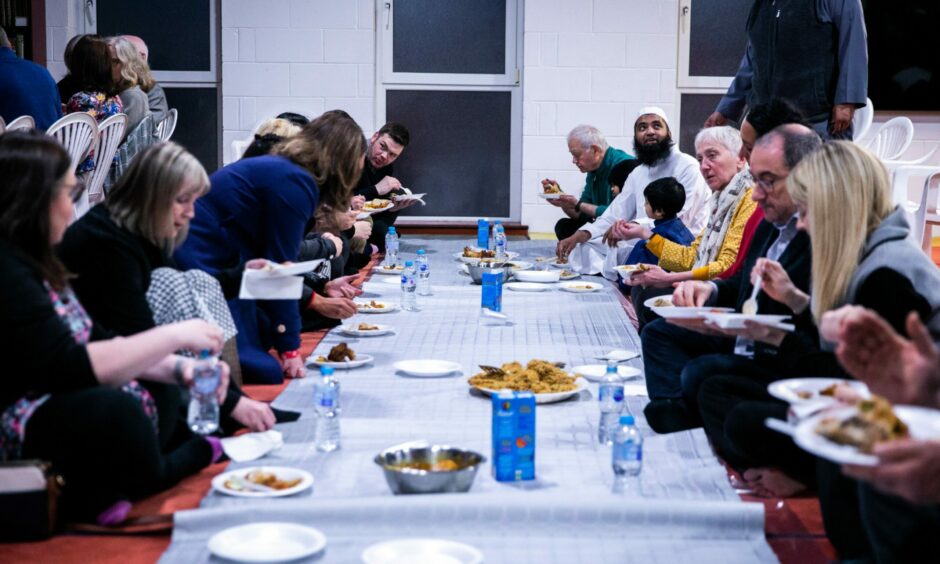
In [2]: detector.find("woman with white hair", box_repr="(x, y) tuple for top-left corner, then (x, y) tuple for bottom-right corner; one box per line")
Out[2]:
(618, 126), (757, 328)
(108, 36), (152, 135)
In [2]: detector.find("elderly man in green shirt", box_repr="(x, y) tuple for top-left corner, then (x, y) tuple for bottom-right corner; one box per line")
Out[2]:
(542, 124), (633, 240)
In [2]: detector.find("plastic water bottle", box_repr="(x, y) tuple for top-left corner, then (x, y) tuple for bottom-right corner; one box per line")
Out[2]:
(597, 360), (624, 445)
(384, 226), (399, 266)
(314, 366), (341, 452)
(187, 350), (220, 435)
(612, 414), (643, 490)
(416, 249), (431, 296)
(494, 224), (508, 259)
(477, 218), (490, 249)
(401, 260), (417, 311)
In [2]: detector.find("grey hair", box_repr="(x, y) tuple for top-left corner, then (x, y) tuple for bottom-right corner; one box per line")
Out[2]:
(694, 125), (742, 157)
(567, 125), (609, 151)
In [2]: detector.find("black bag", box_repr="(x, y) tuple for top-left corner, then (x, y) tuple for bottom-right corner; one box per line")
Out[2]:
(0, 460), (63, 541)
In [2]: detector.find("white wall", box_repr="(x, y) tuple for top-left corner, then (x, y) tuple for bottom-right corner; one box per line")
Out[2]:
(47, 0), (940, 235)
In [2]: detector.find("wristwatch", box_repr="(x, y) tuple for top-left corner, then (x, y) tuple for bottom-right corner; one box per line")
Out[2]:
(574, 201), (583, 213)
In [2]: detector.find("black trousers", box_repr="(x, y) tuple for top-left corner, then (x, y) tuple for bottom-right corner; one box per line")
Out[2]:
(630, 286), (672, 332)
(554, 216), (591, 240)
(23, 387), (212, 521)
(859, 484), (940, 562)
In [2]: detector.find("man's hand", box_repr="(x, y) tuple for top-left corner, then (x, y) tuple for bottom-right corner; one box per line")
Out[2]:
(375, 176), (402, 196)
(557, 230), (589, 260)
(549, 194), (579, 209)
(843, 439), (940, 505)
(310, 295), (357, 319)
(541, 178), (561, 193)
(751, 258), (808, 313)
(704, 111), (728, 128)
(834, 309), (940, 407)
(352, 221), (372, 241)
(322, 232), (344, 257)
(231, 396), (276, 432)
(666, 317), (727, 337)
(627, 265), (675, 288)
(830, 104), (856, 135)
(388, 198), (419, 213)
(324, 275), (363, 299)
(350, 195), (366, 211)
(672, 280), (714, 307)
(611, 220), (650, 242)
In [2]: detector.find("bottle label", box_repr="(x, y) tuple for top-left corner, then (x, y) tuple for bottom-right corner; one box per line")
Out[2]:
(318, 396), (334, 408)
(598, 385), (624, 403)
(419, 263), (429, 273)
(614, 442), (642, 462)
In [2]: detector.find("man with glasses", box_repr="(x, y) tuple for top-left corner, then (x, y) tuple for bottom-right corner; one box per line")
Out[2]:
(354, 122), (416, 251)
(639, 124), (821, 433)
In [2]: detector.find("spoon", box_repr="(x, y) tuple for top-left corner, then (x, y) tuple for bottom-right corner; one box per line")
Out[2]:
(742, 272), (763, 315)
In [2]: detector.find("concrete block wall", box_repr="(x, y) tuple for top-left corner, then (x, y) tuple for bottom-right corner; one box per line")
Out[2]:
(44, 0), (81, 81)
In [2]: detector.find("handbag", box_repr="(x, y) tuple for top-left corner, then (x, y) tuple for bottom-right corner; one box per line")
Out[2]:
(0, 460), (63, 541)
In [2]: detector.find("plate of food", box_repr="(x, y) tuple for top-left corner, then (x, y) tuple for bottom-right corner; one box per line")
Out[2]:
(391, 189), (426, 203)
(549, 257), (569, 268)
(702, 312), (793, 331)
(793, 397), (940, 466)
(558, 269), (580, 280)
(362, 539), (483, 564)
(571, 364), (642, 383)
(559, 281), (602, 293)
(538, 183), (564, 200)
(306, 343), (373, 369)
(393, 359), (462, 378)
(467, 360), (589, 404)
(642, 295), (734, 319)
(355, 299), (398, 313)
(614, 264), (650, 280)
(505, 281), (552, 292)
(374, 264), (405, 275)
(503, 260), (533, 272)
(363, 198), (394, 212)
(338, 322), (393, 337)
(768, 378), (870, 405)
(512, 269), (560, 283)
(209, 522), (327, 563)
(212, 466), (314, 498)
(454, 247), (519, 264)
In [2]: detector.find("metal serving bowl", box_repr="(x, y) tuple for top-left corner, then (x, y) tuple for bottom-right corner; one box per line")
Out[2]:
(466, 263), (512, 285)
(374, 445), (486, 495)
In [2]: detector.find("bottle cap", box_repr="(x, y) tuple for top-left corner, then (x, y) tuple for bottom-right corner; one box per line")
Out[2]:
(199, 349), (211, 359)
(606, 360), (617, 372)
(620, 415), (635, 425)
(417, 249), (425, 255)
(388, 226), (396, 234)
(320, 366), (335, 376)
(405, 261), (414, 267)
(478, 218), (488, 225)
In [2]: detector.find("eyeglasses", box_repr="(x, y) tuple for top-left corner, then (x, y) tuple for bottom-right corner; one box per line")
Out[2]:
(754, 174), (785, 193)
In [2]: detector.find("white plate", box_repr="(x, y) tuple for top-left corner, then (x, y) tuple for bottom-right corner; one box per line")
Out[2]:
(642, 294), (734, 319)
(394, 359), (462, 377)
(363, 200), (394, 212)
(338, 324), (394, 337)
(209, 522), (326, 563)
(454, 251), (519, 264)
(702, 312), (792, 330)
(356, 211), (372, 220)
(559, 281), (602, 293)
(470, 377), (589, 404)
(793, 405), (940, 466)
(768, 378), (870, 405)
(571, 364), (642, 383)
(355, 301), (399, 314)
(513, 270), (560, 283)
(362, 538), (483, 564)
(211, 467), (314, 498)
(558, 270), (580, 280)
(392, 192), (426, 201)
(595, 349), (640, 362)
(538, 192), (563, 200)
(306, 353), (374, 370)
(548, 261), (571, 269)
(504, 260), (533, 271)
(505, 282), (552, 292)
(613, 264), (648, 280)
(374, 265), (405, 275)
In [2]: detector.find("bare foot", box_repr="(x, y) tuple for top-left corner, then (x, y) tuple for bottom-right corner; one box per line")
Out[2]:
(742, 467), (807, 498)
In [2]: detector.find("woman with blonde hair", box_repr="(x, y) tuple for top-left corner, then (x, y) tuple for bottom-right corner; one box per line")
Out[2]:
(116, 35), (168, 123)
(175, 111), (367, 384)
(60, 141), (281, 435)
(106, 36), (152, 135)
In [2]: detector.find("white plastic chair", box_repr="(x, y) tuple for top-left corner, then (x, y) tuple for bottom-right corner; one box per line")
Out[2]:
(74, 113), (127, 219)
(46, 113), (99, 171)
(864, 116), (914, 161)
(156, 108), (177, 142)
(7, 115), (36, 131)
(851, 97), (874, 143)
(0, 116), (5, 133)
(889, 164), (940, 253)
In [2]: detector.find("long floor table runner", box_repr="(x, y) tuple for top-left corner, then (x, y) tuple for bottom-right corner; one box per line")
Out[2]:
(159, 237), (778, 563)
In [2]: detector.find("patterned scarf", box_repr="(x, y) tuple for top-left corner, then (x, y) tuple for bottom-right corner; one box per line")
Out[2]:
(694, 168), (753, 268)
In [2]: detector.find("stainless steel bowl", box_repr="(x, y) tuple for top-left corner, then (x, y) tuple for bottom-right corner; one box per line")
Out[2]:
(374, 445), (486, 494)
(466, 263), (512, 285)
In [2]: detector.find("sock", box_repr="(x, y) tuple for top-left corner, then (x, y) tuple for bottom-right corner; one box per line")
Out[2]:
(205, 435), (224, 463)
(96, 500), (132, 527)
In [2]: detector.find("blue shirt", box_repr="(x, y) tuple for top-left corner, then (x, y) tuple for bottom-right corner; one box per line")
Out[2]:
(0, 47), (62, 129)
(625, 217), (695, 266)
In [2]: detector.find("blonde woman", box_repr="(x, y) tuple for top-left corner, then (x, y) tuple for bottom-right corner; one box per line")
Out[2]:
(241, 117), (302, 159)
(118, 35), (168, 123)
(108, 36), (151, 135)
(59, 142), (279, 434)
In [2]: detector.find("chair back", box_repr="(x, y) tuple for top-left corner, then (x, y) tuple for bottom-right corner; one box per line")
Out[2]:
(890, 165), (940, 253)
(46, 113), (99, 170)
(0, 115), (5, 133)
(7, 115), (36, 131)
(74, 113), (127, 219)
(851, 97), (874, 143)
(156, 108), (178, 142)
(865, 116), (914, 161)
(104, 113), (160, 193)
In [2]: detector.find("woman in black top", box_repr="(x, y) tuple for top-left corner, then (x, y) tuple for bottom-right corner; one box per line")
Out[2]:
(59, 141), (278, 433)
(0, 131), (230, 525)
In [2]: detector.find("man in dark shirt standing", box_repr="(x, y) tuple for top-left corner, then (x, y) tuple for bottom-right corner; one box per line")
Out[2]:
(354, 122), (417, 251)
(0, 26), (62, 130)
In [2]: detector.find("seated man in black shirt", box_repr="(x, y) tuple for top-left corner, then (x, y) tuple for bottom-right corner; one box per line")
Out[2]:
(354, 122), (417, 251)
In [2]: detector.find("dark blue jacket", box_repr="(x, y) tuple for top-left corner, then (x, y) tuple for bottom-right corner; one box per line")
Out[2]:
(625, 217), (694, 266)
(0, 47), (62, 129)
